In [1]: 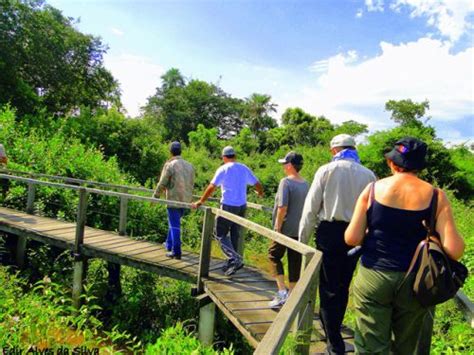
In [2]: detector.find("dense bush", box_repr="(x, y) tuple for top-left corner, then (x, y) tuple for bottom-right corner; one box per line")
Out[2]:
(0, 265), (139, 352)
(145, 323), (233, 354)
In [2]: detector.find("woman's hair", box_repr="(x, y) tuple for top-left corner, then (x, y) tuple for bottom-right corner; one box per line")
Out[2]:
(388, 158), (419, 174)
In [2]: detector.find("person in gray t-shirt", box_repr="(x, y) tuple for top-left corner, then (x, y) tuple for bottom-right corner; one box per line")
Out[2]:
(268, 152), (309, 308)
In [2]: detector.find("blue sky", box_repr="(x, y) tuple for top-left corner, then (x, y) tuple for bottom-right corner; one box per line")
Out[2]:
(49, 0), (473, 144)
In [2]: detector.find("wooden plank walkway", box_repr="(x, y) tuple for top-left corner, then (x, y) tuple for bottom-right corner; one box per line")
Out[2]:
(0, 207), (353, 353)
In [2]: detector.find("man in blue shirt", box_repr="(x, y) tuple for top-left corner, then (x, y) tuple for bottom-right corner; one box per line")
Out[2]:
(193, 146), (263, 276)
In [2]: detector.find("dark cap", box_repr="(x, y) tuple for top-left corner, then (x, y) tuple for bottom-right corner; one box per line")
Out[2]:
(278, 151), (303, 166)
(170, 141), (181, 155)
(385, 137), (427, 170)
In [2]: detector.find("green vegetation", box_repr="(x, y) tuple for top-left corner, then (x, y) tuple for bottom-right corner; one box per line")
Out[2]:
(0, 0), (473, 353)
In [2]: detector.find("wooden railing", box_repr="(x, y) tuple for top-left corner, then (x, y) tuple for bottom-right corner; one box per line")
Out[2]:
(0, 168), (272, 212)
(0, 171), (321, 354)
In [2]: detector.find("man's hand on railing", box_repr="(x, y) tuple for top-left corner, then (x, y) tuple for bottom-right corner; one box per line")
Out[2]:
(191, 200), (203, 209)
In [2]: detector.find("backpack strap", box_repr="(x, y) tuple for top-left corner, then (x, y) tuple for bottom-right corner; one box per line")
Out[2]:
(367, 182), (375, 209)
(404, 188), (439, 279)
(427, 189), (438, 236)
(405, 239), (428, 277)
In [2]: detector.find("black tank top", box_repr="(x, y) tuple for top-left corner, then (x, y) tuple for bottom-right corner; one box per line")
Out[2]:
(361, 183), (434, 272)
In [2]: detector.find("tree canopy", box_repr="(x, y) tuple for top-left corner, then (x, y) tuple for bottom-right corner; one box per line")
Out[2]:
(0, 0), (120, 117)
(142, 68), (244, 142)
(385, 99), (430, 128)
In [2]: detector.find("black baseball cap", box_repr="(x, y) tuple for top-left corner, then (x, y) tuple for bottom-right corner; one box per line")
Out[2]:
(385, 137), (427, 170)
(170, 141), (181, 155)
(278, 151), (303, 166)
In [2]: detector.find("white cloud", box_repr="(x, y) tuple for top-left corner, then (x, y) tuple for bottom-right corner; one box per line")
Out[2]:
(110, 27), (124, 36)
(392, 0), (474, 43)
(309, 50), (359, 73)
(282, 38), (473, 142)
(356, 9), (364, 18)
(104, 54), (164, 117)
(366, 0), (384, 12)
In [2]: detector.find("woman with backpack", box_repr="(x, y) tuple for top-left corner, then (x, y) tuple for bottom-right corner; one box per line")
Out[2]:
(344, 137), (465, 354)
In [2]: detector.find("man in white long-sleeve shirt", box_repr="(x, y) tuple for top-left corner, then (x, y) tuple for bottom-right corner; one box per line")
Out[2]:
(299, 134), (375, 355)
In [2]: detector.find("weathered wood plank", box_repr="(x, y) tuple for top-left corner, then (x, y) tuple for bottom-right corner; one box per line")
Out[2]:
(213, 290), (274, 304)
(34, 225), (76, 233)
(205, 286), (260, 348)
(85, 235), (127, 246)
(124, 245), (163, 257)
(127, 249), (167, 262)
(231, 309), (278, 325)
(94, 239), (143, 252)
(226, 301), (276, 311)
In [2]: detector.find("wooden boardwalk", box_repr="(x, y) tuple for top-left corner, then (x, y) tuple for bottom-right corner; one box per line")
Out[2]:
(0, 206), (353, 353)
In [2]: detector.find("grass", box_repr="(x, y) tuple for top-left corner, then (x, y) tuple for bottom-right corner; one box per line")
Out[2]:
(0, 265), (234, 354)
(0, 266), (139, 353)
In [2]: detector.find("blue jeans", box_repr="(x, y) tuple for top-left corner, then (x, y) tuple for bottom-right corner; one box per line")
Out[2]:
(215, 204), (246, 265)
(165, 208), (184, 256)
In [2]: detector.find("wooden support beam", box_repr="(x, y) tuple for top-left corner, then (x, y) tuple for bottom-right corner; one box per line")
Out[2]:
(15, 235), (27, 268)
(198, 301), (216, 346)
(196, 208), (215, 294)
(16, 183), (36, 268)
(72, 258), (87, 309)
(72, 188), (88, 309)
(106, 263), (122, 301)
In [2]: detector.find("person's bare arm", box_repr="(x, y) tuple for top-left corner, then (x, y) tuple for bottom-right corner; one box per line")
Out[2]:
(345, 184), (370, 246)
(274, 206), (288, 233)
(254, 181), (264, 198)
(436, 189), (465, 260)
(192, 184), (216, 208)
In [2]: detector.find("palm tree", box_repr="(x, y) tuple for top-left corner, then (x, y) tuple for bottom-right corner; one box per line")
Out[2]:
(243, 93), (278, 135)
(160, 68), (185, 92)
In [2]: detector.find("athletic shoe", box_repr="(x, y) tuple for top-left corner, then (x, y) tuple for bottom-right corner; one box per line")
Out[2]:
(221, 259), (232, 272)
(224, 261), (244, 276)
(269, 289), (288, 308)
(166, 252), (181, 260)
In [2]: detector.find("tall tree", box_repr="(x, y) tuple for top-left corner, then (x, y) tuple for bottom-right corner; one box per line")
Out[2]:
(160, 68), (185, 93)
(0, 0), (120, 117)
(281, 107), (315, 126)
(385, 99), (430, 128)
(142, 72), (244, 141)
(242, 94), (277, 135)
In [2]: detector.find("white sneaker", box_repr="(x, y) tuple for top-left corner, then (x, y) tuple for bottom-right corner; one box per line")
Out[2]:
(269, 290), (288, 308)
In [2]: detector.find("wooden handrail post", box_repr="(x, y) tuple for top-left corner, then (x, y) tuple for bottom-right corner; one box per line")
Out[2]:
(107, 188), (128, 301)
(296, 255), (319, 355)
(26, 183), (36, 214)
(72, 188), (88, 309)
(16, 183), (36, 268)
(236, 227), (245, 258)
(196, 207), (215, 294)
(119, 189), (128, 236)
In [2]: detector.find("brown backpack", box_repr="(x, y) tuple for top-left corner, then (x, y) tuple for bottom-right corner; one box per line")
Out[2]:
(406, 189), (468, 307)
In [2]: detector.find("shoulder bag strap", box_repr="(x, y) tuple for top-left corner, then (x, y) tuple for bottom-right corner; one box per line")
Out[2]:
(427, 188), (438, 236)
(404, 188), (439, 278)
(367, 182), (375, 209)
